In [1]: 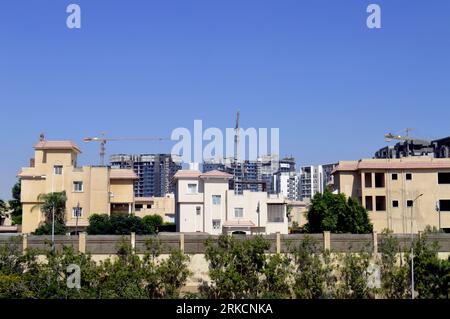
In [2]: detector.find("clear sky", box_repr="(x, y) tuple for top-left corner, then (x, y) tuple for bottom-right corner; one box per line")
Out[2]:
(1, 0), (450, 199)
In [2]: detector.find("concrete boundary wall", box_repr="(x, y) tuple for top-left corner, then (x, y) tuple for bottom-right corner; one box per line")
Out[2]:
(3, 232), (450, 255)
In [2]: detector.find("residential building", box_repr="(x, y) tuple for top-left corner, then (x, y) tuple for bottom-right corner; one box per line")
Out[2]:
(19, 138), (137, 234)
(274, 171), (300, 201)
(298, 164), (337, 202)
(110, 154), (182, 197)
(174, 170), (288, 235)
(134, 194), (175, 223)
(331, 157), (450, 233)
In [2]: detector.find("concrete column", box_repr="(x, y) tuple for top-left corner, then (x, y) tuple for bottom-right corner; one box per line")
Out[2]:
(180, 233), (185, 253)
(22, 234), (28, 254)
(79, 232), (86, 254)
(373, 231), (378, 255)
(276, 232), (281, 254)
(131, 232), (136, 251)
(128, 203), (132, 215)
(324, 231), (331, 251)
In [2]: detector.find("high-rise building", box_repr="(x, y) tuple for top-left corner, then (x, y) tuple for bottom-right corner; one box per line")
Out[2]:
(110, 154), (182, 197)
(299, 163), (337, 202)
(203, 156), (294, 195)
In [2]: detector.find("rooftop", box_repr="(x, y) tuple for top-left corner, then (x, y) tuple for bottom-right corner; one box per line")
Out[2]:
(333, 157), (450, 173)
(109, 169), (138, 180)
(34, 140), (81, 153)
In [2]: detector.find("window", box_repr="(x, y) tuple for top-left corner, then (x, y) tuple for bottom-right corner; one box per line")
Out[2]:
(72, 207), (82, 218)
(268, 205), (284, 223)
(212, 219), (221, 230)
(54, 165), (63, 175)
(407, 200), (414, 207)
(439, 200), (450, 211)
(392, 200), (399, 208)
(375, 196), (386, 211)
(392, 174), (398, 181)
(73, 181), (83, 192)
(212, 195), (222, 205)
(365, 196), (373, 211)
(438, 173), (450, 184)
(196, 206), (201, 216)
(135, 204), (143, 211)
(187, 183), (198, 194)
(365, 173), (372, 188)
(375, 173), (385, 188)
(406, 173), (412, 181)
(234, 208), (244, 218)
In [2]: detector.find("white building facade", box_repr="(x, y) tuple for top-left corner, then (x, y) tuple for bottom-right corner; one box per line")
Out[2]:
(174, 170), (288, 235)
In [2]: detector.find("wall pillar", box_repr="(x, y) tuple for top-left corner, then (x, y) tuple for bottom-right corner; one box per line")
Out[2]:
(131, 232), (136, 251)
(79, 232), (86, 254)
(276, 232), (281, 254)
(180, 233), (185, 253)
(323, 231), (331, 251)
(22, 234), (28, 254)
(373, 231), (378, 255)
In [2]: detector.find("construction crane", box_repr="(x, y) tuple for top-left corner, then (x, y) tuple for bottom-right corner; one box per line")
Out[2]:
(83, 133), (171, 166)
(384, 128), (415, 142)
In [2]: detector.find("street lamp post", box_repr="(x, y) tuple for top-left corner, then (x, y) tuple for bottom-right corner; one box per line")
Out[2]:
(411, 193), (423, 300)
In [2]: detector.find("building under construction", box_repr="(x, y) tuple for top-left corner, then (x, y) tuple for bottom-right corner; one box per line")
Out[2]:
(110, 154), (182, 197)
(375, 132), (450, 159)
(203, 156), (295, 195)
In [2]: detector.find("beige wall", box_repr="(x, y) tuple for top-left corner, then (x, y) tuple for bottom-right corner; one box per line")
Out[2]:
(333, 158), (450, 233)
(20, 143), (135, 233)
(134, 196), (176, 223)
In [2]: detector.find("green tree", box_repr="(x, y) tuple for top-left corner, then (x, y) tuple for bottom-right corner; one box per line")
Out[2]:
(292, 236), (336, 299)
(336, 250), (374, 299)
(305, 190), (373, 234)
(378, 230), (409, 299)
(0, 200), (8, 222)
(87, 214), (112, 234)
(201, 235), (291, 299)
(87, 214), (150, 235)
(412, 232), (450, 299)
(8, 181), (22, 225)
(142, 215), (164, 234)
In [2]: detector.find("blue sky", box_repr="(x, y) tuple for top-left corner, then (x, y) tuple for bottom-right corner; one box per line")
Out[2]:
(1, 0), (450, 199)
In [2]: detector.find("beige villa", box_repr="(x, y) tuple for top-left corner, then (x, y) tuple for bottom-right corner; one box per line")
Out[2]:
(18, 137), (138, 234)
(332, 157), (450, 233)
(174, 169), (288, 235)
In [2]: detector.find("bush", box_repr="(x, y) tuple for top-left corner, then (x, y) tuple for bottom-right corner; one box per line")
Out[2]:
(142, 215), (164, 233)
(87, 214), (152, 235)
(33, 222), (67, 235)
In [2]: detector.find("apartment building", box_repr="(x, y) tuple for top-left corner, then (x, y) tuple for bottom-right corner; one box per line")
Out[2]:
(203, 156), (295, 195)
(299, 164), (337, 202)
(332, 157), (450, 233)
(19, 138), (137, 234)
(174, 170), (288, 235)
(110, 154), (182, 197)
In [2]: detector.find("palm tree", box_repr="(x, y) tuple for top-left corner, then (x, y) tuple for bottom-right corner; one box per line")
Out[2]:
(32, 191), (67, 225)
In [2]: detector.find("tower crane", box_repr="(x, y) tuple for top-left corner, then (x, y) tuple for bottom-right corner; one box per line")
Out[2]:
(83, 133), (171, 166)
(384, 128), (415, 142)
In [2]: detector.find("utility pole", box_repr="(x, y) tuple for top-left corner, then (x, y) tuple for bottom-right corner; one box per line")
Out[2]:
(411, 193), (423, 300)
(436, 201), (441, 231)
